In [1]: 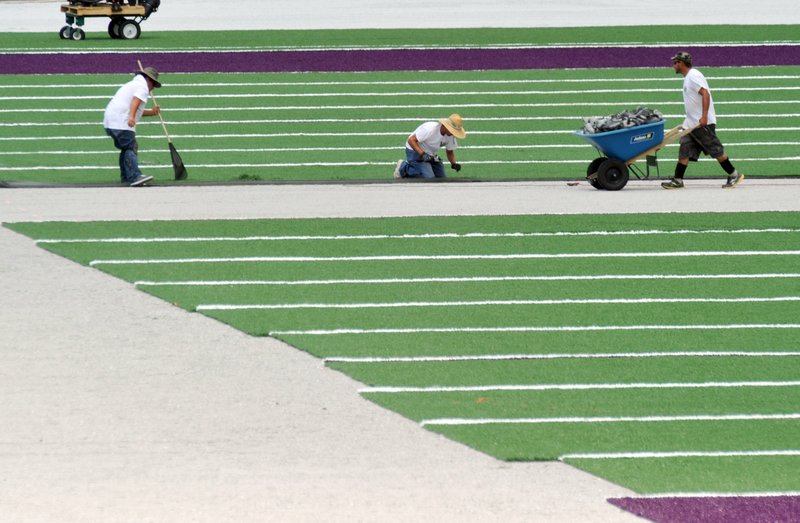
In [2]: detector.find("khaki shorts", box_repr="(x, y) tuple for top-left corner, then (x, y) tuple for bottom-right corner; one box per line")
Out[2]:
(679, 124), (725, 160)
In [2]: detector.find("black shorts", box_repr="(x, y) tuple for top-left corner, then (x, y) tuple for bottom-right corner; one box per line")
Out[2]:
(679, 124), (725, 161)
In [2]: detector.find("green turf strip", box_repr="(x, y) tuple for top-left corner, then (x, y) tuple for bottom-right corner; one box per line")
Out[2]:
(564, 456), (800, 493)
(2, 64), (800, 184)
(278, 329), (800, 359)
(426, 420), (800, 461)
(2, 26), (798, 52)
(362, 387), (800, 421)
(331, 357), (799, 387)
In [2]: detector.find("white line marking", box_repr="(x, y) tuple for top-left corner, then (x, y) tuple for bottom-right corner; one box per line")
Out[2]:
(420, 413), (800, 426)
(360, 382), (800, 394)
(3, 157), (800, 172)
(3, 113), (799, 127)
(2, 128), (798, 142)
(324, 351), (800, 364)
(619, 491), (800, 499)
(3, 41), (798, 54)
(4, 86), (800, 102)
(37, 228), (800, 244)
(270, 324), (800, 336)
(3, 75), (799, 89)
(1, 141), (799, 157)
(2, 100), (799, 115)
(89, 250), (800, 266)
(196, 297), (800, 311)
(561, 450), (800, 459)
(134, 274), (800, 287)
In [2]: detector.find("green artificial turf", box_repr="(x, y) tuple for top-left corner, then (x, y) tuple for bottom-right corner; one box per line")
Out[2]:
(2, 24), (799, 185)
(5, 210), (800, 494)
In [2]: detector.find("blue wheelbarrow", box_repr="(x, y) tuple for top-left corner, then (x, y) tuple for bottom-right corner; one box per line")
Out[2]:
(575, 120), (694, 190)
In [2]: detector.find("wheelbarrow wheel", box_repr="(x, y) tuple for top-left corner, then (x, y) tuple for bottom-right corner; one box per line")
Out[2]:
(108, 17), (125, 39)
(596, 158), (629, 191)
(119, 20), (141, 40)
(586, 157), (607, 190)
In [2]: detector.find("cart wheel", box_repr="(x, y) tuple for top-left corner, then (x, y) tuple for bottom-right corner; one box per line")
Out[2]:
(596, 159), (629, 191)
(59, 26), (72, 39)
(70, 28), (86, 41)
(119, 20), (141, 40)
(108, 17), (125, 38)
(586, 157), (607, 190)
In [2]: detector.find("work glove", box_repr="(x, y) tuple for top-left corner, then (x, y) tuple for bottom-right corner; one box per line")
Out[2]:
(420, 153), (435, 163)
(451, 163), (462, 172)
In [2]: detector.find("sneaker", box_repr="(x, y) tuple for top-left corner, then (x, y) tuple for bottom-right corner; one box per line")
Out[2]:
(661, 178), (684, 189)
(393, 160), (404, 179)
(722, 172), (744, 188)
(129, 174), (153, 187)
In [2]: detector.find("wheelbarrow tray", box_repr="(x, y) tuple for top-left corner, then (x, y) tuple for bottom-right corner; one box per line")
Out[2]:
(574, 120), (666, 163)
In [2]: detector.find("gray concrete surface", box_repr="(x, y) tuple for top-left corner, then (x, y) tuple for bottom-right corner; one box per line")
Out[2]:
(5, 0), (800, 31)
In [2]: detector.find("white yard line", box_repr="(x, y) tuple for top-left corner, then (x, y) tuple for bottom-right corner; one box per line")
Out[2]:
(618, 491), (800, 498)
(35, 228), (800, 244)
(270, 324), (800, 336)
(2, 75), (799, 89)
(325, 351), (800, 364)
(3, 100), (799, 114)
(361, 382), (800, 394)
(3, 114), (799, 127)
(562, 450), (800, 459)
(88, 250), (800, 266)
(134, 273), (800, 287)
(3, 86), (800, 102)
(196, 297), (800, 311)
(419, 413), (800, 426)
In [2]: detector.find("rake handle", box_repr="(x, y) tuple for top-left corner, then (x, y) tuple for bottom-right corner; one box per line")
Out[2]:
(137, 59), (172, 143)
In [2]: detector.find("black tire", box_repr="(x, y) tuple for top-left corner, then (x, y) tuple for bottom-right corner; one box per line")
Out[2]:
(596, 159), (630, 191)
(70, 28), (86, 41)
(586, 157), (607, 190)
(59, 26), (72, 39)
(108, 17), (124, 38)
(120, 20), (141, 40)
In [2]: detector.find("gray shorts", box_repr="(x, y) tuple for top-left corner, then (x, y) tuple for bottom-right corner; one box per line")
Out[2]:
(679, 124), (725, 161)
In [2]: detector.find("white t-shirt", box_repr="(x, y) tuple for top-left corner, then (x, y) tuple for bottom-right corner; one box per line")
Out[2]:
(682, 68), (716, 128)
(406, 121), (458, 154)
(103, 74), (150, 131)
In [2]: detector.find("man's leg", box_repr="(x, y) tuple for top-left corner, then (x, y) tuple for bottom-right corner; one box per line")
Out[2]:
(402, 149), (436, 179)
(107, 129), (142, 184)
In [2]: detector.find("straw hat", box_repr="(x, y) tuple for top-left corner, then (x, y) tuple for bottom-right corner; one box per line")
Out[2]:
(136, 66), (161, 88)
(439, 114), (466, 139)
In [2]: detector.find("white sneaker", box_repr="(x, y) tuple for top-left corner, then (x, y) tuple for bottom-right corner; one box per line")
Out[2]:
(130, 174), (153, 186)
(393, 160), (404, 179)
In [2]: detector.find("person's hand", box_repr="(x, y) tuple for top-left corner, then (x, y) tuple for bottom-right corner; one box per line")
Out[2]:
(152, 105), (161, 115)
(127, 118), (136, 128)
(451, 163), (461, 172)
(699, 115), (708, 127)
(421, 153), (434, 163)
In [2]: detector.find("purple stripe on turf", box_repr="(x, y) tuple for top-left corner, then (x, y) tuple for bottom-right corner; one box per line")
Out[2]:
(609, 495), (800, 523)
(2, 45), (799, 74)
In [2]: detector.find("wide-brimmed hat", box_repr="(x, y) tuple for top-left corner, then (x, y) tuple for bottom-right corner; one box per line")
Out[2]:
(136, 66), (161, 88)
(439, 113), (466, 139)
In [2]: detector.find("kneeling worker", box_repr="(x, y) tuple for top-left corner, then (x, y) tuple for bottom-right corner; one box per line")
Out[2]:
(394, 114), (466, 179)
(103, 66), (162, 186)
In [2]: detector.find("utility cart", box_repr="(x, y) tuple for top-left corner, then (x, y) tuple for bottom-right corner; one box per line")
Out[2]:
(575, 120), (694, 190)
(59, 0), (160, 41)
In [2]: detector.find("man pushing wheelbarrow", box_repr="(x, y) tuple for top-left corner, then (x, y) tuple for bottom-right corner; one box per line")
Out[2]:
(661, 51), (745, 189)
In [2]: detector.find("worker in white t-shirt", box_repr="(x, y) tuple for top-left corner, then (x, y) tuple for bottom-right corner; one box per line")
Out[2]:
(103, 67), (162, 186)
(661, 52), (744, 189)
(393, 114), (466, 179)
